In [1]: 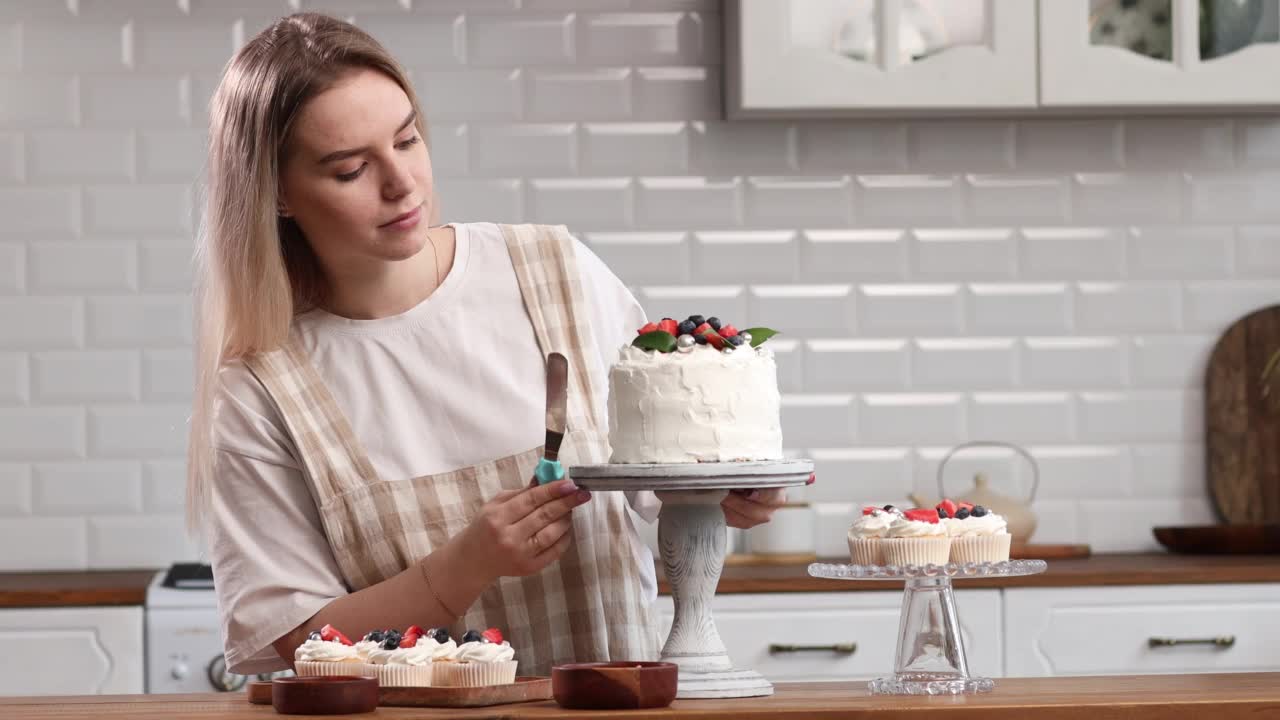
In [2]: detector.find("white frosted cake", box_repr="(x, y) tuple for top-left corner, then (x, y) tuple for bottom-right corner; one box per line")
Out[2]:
(607, 315), (783, 464)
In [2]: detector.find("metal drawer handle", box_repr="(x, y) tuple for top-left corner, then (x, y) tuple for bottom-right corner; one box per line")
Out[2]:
(768, 643), (856, 655)
(1148, 636), (1236, 649)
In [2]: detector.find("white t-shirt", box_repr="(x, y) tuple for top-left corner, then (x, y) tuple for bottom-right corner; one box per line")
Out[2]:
(209, 222), (655, 675)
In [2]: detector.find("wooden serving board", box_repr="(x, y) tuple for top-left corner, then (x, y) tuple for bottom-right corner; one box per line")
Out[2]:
(378, 676), (551, 708)
(1206, 304), (1280, 524)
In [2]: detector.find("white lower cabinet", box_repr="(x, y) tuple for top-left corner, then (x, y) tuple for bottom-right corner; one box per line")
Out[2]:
(0, 607), (144, 696)
(1004, 584), (1280, 678)
(653, 590), (1003, 682)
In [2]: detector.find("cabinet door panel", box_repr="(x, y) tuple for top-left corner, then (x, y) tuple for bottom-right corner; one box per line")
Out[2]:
(0, 607), (144, 695)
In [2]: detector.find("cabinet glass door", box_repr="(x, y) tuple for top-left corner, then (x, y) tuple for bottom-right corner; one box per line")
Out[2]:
(729, 0), (1036, 117)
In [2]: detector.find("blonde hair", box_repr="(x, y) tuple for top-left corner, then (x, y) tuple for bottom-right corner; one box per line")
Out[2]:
(187, 13), (428, 532)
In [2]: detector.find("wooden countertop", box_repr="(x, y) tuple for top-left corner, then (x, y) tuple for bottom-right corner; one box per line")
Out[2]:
(0, 570), (155, 608)
(662, 552), (1280, 594)
(4, 673), (1278, 719)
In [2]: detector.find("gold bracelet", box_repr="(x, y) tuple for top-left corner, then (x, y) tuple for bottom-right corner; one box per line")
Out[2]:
(420, 557), (461, 620)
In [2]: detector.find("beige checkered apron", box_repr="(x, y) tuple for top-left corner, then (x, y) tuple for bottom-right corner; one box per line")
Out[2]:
(244, 223), (659, 675)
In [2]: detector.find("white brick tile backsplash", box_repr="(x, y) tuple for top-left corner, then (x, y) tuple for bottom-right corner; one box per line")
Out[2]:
(692, 231), (797, 283)
(1080, 498), (1215, 553)
(913, 338), (1016, 389)
(804, 339), (908, 392)
(33, 461), (142, 515)
(769, 338), (803, 394)
(426, 122), (468, 177)
(416, 69), (523, 121)
(89, 405), (188, 457)
(1078, 390), (1200, 442)
(22, 21), (125, 72)
(916, 445), (1028, 501)
(84, 184), (192, 235)
(636, 176), (740, 228)
(1077, 282), (1181, 332)
(1183, 281), (1280, 332)
(0, 132), (20, 181)
(139, 242), (195, 292)
(1188, 170), (1280, 222)
(1131, 335), (1212, 388)
(638, 285), (746, 328)
(969, 392), (1074, 443)
(581, 12), (704, 65)
(1016, 120), (1122, 170)
(632, 66), (720, 120)
(0, 298), (83, 349)
(584, 231), (688, 285)
(1133, 443), (1206, 498)
(136, 130), (206, 181)
(859, 393), (965, 445)
(82, 74), (189, 128)
(0, 352), (27, 404)
(1125, 118), (1235, 169)
(1237, 226), (1280, 276)
(1022, 337), (1129, 388)
(966, 175), (1069, 224)
(142, 349), (193, 400)
(132, 20), (239, 69)
(301, 0), (410, 14)
(87, 296), (192, 347)
(799, 230), (907, 281)
(0, 187), (80, 237)
(745, 176), (852, 228)
(1073, 172), (1181, 223)
(748, 285), (853, 336)
(0, 463), (31, 515)
(856, 174), (962, 225)
(0, 408), (84, 460)
(469, 14), (575, 66)
(27, 130), (134, 182)
(0, 1), (74, 20)
(89, 514), (195, 569)
(780, 394), (855, 448)
(1020, 227), (1127, 279)
(143, 459), (186, 512)
(28, 243), (137, 293)
(408, 0), (520, 12)
(529, 178), (632, 227)
(438, 178), (522, 223)
(808, 448), (912, 504)
(1032, 445), (1132, 500)
(32, 350), (139, 402)
(0, 74), (77, 128)
(528, 68), (632, 121)
(0, 517), (86, 571)
(859, 284), (962, 335)
(581, 122), (689, 175)
(813, 502), (857, 557)
(1237, 119), (1280, 166)
(800, 122), (909, 174)
(357, 15), (464, 66)
(1025, 499), (1080, 545)
(1128, 226), (1233, 278)
(968, 283), (1071, 334)
(0, 244), (22, 293)
(914, 229), (1016, 278)
(908, 121), (1014, 172)
(0, 22), (15, 72)
(691, 122), (795, 175)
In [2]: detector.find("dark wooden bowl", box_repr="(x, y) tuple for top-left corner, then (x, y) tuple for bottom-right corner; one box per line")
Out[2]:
(1153, 524), (1280, 554)
(551, 661), (678, 710)
(271, 675), (379, 715)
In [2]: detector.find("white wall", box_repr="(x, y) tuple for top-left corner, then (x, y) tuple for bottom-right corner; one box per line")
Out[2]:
(2, 0), (1278, 570)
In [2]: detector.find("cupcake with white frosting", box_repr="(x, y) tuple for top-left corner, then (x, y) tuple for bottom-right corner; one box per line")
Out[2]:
(432, 628), (517, 687)
(365, 626), (457, 687)
(936, 500), (1011, 563)
(294, 625), (371, 678)
(881, 508), (951, 567)
(847, 504), (900, 565)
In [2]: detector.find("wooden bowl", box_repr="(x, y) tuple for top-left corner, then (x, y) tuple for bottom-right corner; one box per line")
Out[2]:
(551, 661), (678, 710)
(271, 675), (378, 715)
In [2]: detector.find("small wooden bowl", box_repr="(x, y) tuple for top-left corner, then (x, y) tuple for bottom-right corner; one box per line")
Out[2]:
(551, 661), (678, 710)
(271, 675), (379, 715)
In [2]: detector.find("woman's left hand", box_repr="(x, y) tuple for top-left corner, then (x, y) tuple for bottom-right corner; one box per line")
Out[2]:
(721, 488), (787, 529)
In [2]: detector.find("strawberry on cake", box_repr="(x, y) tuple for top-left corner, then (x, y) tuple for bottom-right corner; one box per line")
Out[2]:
(882, 508), (951, 567)
(432, 627), (517, 687)
(935, 499), (1011, 563)
(293, 624), (369, 677)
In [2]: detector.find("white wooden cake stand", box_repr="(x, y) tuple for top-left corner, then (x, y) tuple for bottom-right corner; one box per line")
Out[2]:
(570, 459), (814, 699)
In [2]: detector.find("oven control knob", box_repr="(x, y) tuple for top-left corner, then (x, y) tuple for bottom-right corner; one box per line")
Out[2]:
(170, 661), (189, 681)
(207, 655), (247, 692)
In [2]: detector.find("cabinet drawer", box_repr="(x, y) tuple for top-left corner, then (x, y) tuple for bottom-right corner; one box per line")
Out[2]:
(1005, 584), (1280, 677)
(0, 606), (144, 695)
(654, 590), (1002, 682)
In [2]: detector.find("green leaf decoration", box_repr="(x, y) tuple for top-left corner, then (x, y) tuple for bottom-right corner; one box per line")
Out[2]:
(742, 327), (778, 348)
(631, 330), (677, 353)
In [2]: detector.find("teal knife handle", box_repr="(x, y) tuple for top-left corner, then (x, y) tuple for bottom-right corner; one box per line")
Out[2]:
(535, 457), (565, 485)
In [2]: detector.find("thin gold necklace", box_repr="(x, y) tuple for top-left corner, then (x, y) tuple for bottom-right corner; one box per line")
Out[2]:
(426, 227), (442, 290)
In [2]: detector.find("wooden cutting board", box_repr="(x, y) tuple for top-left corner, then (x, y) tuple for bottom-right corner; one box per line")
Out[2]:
(1206, 304), (1280, 524)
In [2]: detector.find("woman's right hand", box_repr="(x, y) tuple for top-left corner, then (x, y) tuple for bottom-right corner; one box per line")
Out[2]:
(460, 478), (592, 580)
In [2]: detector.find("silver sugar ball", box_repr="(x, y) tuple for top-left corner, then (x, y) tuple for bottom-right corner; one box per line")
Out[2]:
(721, 345), (736, 355)
(676, 334), (696, 352)
(738, 331), (753, 345)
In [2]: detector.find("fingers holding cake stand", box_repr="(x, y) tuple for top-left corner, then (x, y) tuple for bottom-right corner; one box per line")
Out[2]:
(570, 459), (814, 699)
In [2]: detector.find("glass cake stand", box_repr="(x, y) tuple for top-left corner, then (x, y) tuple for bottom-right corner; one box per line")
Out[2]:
(570, 460), (814, 699)
(809, 559), (1047, 695)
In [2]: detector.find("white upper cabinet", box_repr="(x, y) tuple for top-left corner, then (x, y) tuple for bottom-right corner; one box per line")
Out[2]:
(1040, 0), (1280, 107)
(727, 0), (1038, 117)
(727, 0), (1280, 116)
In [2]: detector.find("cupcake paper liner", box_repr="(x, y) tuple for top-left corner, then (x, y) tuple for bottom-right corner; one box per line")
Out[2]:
(433, 660), (518, 687)
(376, 663), (434, 687)
(949, 533), (1012, 564)
(847, 536), (884, 565)
(881, 536), (951, 567)
(294, 660), (373, 678)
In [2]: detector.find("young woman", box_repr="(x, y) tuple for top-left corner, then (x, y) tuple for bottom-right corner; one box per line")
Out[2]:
(187, 12), (786, 677)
